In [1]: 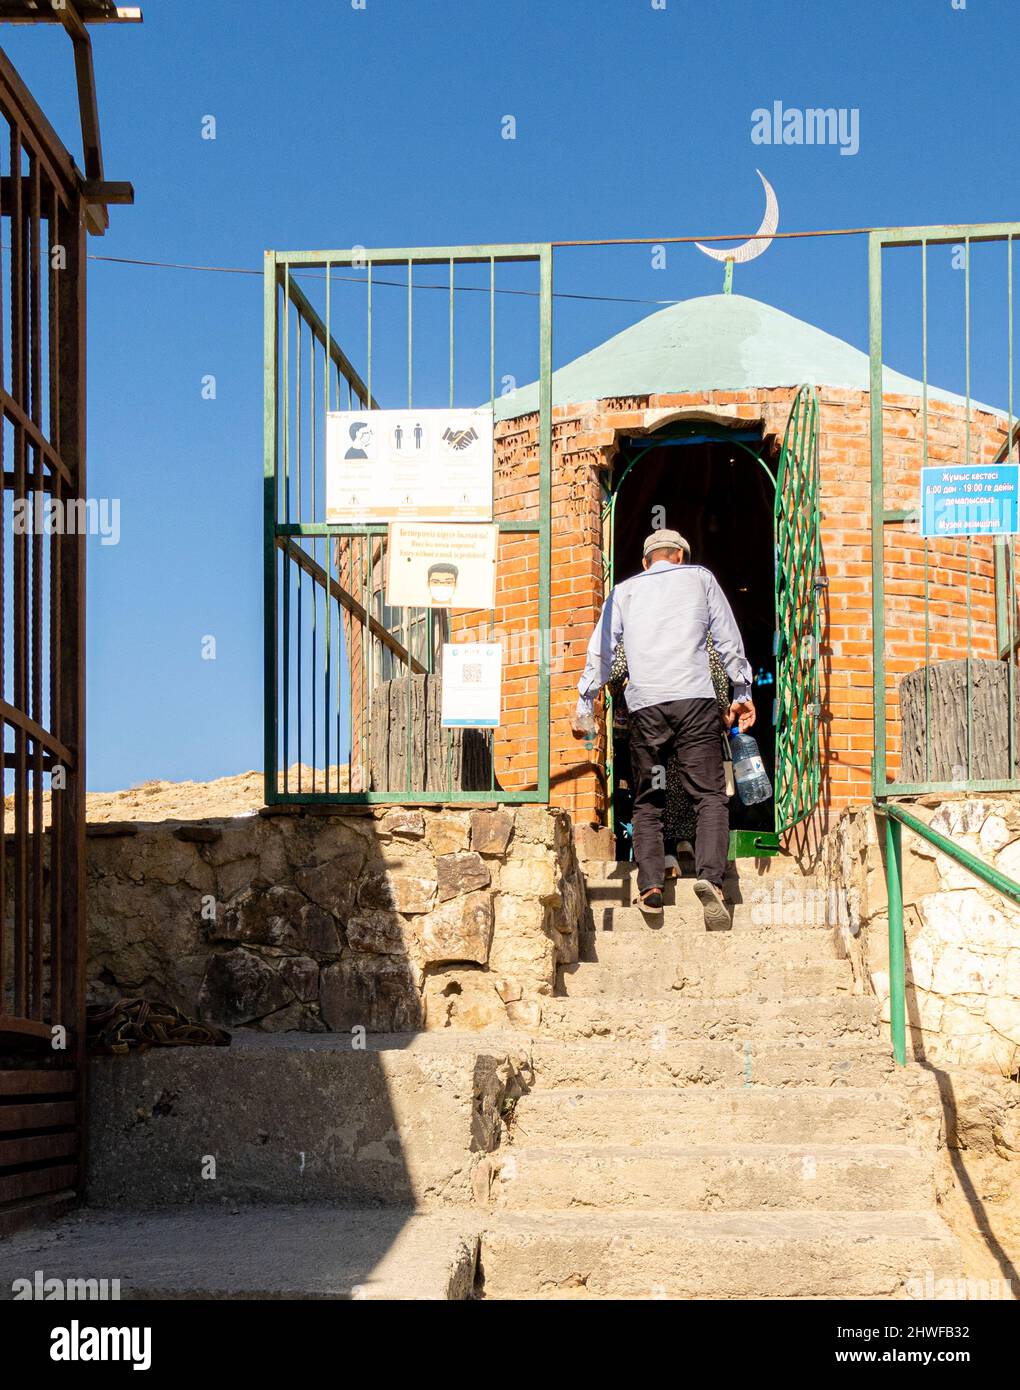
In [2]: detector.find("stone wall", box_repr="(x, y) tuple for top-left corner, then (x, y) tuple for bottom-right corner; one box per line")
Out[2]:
(86, 804), (586, 1034)
(823, 796), (1020, 1074)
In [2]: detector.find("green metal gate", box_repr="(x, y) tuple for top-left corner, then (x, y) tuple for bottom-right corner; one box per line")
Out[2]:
(600, 386), (821, 857)
(263, 243), (552, 806)
(869, 222), (1020, 795)
(774, 384), (822, 833)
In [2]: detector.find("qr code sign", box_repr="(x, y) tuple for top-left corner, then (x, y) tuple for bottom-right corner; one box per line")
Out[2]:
(462, 663), (483, 684)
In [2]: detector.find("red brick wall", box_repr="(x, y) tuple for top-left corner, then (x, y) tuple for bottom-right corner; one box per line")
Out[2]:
(481, 387), (1009, 827)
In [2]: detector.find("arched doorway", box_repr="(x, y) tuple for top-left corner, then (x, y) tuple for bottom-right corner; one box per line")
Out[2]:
(601, 389), (820, 860)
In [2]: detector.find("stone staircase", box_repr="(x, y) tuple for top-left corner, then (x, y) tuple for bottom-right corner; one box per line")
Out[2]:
(0, 856), (962, 1301)
(473, 858), (961, 1299)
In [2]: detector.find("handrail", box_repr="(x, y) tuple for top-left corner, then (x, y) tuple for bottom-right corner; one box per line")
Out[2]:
(875, 799), (1020, 1065)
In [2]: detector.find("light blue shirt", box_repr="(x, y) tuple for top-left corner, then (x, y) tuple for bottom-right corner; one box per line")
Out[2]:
(577, 560), (753, 715)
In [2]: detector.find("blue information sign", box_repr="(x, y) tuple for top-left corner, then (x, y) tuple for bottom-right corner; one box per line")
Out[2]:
(920, 464), (1020, 538)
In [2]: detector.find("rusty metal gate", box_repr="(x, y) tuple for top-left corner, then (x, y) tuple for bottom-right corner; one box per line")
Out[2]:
(0, 51), (88, 1230)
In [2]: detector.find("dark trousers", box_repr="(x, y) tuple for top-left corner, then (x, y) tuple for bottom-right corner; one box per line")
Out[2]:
(629, 697), (728, 892)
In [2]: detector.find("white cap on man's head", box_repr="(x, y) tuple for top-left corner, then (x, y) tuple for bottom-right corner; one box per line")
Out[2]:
(642, 528), (690, 559)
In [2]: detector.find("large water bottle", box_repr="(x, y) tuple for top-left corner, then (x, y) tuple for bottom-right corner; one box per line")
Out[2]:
(574, 705), (597, 752)
(730, 727), (773, 806)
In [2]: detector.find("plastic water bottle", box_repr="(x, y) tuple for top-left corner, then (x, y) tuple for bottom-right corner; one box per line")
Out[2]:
(730, 727), (772, 806)
(574, 708), (596, 752)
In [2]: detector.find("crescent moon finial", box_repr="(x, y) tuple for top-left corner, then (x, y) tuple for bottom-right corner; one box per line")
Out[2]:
(695, 171), (779, 272)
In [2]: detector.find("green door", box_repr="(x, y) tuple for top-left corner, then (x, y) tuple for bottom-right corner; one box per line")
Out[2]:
(773, 384), (822, 835)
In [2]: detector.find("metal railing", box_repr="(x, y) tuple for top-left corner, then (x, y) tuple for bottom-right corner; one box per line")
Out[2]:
(878, 800), (1020, 1065)
(263, 244), (553, 805)
(0, 50), (88, 1216)
(870, 223), (1020, 797)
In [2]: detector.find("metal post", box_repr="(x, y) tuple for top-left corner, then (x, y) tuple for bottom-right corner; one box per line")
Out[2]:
(885, 812), (907, 1066)
(869, 232), (887, 797)
(537, 244), (553, 801)
(262, 252), (279, 803)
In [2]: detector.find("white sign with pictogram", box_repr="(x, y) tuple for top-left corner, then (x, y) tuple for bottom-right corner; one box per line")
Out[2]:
(385, 521), (498, 610)
(326, 407), (493, 523)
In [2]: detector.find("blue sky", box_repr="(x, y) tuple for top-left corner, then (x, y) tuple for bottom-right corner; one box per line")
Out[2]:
(3, 0), (1016, 790)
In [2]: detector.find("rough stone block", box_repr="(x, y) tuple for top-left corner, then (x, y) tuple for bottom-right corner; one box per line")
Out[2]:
(436, 851), (491, 902)
(419, 890), (494, 965)
(320, 957), (424, 1032)
(358, 870), (437, 915)
(346, 909), (414, 957)
(424, 811), (471, 856)
(198, 948), (294, 1026)
(295, 849), (365, 919)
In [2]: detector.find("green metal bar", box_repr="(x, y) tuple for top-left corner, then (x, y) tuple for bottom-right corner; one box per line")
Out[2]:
(269, 789), (549, 804)
(296, 315), (303, 793)
(921, 239), (931, 784)
(1009, 239), (1016, 779)
(449, 257), (455, 408)
(263, 253), (280, 804)
(284, 269), (376, 410)
(282, 265), (291, 795)
(406, 259), (413, 795)
(885, 801), (1020, 909)
(537, 244), (553, 802)
(366, 262), (372, 410)
(884, 813), (907, 1066)
(274, 242), (548, 267)
(964, 237), (973, 782)
(362, 537), (370, 791)
(309, 318), (318, 795)
(323, 523), (331, 790)
(869, 232), (887, 796)
(323, 260), (330, 792)
(874, 222), (1020, 247)
(276, 520), (542, 537)
(487, 255), (495, 793)
(889, 772), (1020, 795)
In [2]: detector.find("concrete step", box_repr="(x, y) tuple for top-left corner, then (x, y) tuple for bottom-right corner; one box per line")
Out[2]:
(509, 1086), (920, 1147)
(582, 858), (823, 888)
(559, 956), (852, 999)
(578, 929), (844, 965)
(85, 1031), (524, 1208)
(534, 995), (881, 1043)
(585, 877), (829, 909)
(587, 901), (838, 933)
(493, 1143), (933, 1212)
(0, 1207), (479, 1300)
(477, 1209), (960, 1299)
(526, 1038), (904, 1089)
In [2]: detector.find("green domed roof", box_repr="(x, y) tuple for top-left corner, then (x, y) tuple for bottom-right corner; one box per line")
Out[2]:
(495, 292), (996, 421)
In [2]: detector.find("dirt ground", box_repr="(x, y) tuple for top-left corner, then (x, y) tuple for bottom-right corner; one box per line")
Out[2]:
(941, 1152), (1020, 1298)
(3, 764), (347, 829)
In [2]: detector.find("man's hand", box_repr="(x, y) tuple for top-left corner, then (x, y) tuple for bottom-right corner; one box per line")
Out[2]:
(726, 699), (756, 733)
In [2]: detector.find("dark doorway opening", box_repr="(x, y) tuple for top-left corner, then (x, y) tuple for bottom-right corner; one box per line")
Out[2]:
(609, 428), (777, 860)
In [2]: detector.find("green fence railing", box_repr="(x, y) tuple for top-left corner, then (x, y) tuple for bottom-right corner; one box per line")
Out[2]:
(877, 799), (1020, 1065)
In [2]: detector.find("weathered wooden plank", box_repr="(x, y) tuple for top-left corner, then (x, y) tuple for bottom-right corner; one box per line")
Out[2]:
(0, 1164), (76, 1208)
(0, 1101), (76, 1133)
(0, 1131), (77, 1166)
(0, 1069), (75, 1096)
(900, 659), (1020, 783)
